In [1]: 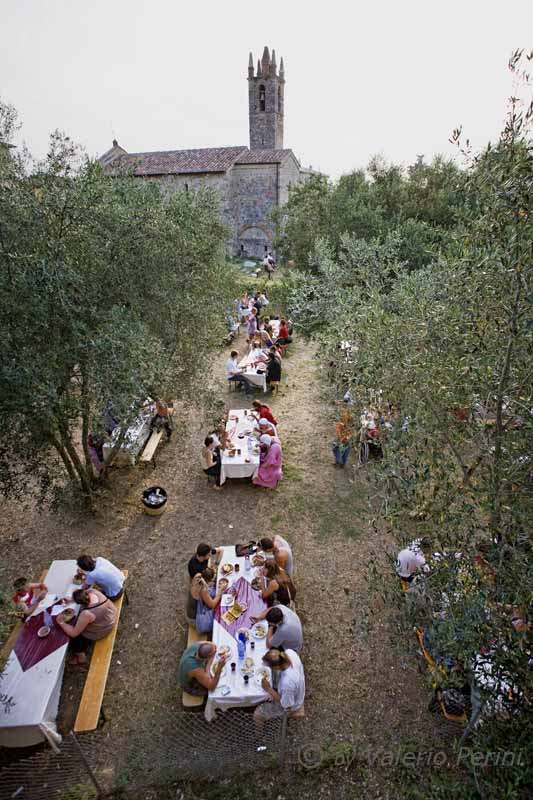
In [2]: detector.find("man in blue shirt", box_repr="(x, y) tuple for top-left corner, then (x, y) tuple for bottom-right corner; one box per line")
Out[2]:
(77, 554), (125, 600)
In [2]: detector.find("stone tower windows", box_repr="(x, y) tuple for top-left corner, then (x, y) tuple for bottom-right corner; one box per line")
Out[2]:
(248, 47), (285, 151)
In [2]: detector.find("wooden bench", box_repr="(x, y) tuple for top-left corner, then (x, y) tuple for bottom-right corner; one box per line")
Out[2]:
(182, 624), (210, 709)
(74, 570), (129, 733)
(138, 403), (175, 469)
(0, 569), (48, 662)
(139, 430), (163, 469)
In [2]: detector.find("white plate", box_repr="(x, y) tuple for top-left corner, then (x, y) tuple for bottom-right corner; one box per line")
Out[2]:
(221, 593), (234, 606)
(252, 622), (268, 639)
(210, 662), (227, 679)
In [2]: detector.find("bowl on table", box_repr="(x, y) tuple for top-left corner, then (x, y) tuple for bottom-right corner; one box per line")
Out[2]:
(72, 576), (84, 586)
(61, 608), (76, 622)
(37, 625), (51, 638)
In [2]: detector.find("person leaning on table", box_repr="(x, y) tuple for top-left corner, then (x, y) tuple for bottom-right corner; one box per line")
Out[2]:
(178, 641), (228, 696)
(57, 588), (117, 665)
(76, 554), (125, 601)
(251, 605), (303, 652)
(254, 648), (305, 727)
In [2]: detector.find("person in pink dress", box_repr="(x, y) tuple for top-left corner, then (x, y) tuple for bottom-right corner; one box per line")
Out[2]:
(252, 434), (283, 489)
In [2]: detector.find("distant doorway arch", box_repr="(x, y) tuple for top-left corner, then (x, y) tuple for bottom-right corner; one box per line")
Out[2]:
(238, 225), (271, 260)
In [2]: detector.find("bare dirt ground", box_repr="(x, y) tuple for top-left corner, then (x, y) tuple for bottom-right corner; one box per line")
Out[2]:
(0, 334), (454, 799)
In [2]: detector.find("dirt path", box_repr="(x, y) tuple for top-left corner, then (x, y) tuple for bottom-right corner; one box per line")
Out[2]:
(0, 334), (449, 797)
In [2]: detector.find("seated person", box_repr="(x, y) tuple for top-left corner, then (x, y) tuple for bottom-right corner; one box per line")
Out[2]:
(12, 576), (48, 617)
(87, 433), (105, 474)
(260, 329), (274, 348)
(190, 567), (223, 634)
(275, 318), (292, 345)
(201, 437), (222, 490)
(257, 417), (278, 439)
(178, 641), (228, 696)
(266, 351), (282, 386)
(225, 349), (253, 396)
(254, 648), (305, 726)
(76, 554), (125, 601)
(260, 561), (296, 607)
(251, 400), (277, 427)
(188, 542), (218, 579)
(150, 398), (173, 439)
(259, 534), (294, 575)
(225, 314), (239, 339)
(252, 435), (283, 489)
(395, 538), (430, 583)
(57, 587), (117, 665)
(252, 605), (303, 652)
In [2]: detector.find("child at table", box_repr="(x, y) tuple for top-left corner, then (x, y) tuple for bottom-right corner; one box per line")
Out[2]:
(12, 576), (48, 617)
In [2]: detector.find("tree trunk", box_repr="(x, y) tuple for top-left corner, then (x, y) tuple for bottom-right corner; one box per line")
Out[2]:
(57, 422), (93, 499)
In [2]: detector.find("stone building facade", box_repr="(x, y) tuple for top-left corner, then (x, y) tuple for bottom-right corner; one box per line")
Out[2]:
(99, 47), (312, 258)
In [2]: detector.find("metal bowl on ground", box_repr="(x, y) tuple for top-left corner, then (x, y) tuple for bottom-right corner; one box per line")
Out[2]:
(141, 486), (168, 516)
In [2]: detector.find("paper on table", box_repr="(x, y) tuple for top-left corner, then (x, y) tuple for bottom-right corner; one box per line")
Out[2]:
(50, 604), (75, 617)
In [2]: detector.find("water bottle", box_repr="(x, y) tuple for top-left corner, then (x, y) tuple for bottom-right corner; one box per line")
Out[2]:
(245, 555), (251, 572)
(237, 637), (246, 661)
(247, 437), (252, 454)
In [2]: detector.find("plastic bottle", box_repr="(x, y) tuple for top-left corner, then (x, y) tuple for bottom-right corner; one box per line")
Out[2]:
(248, 437), (253, 454)
(237, 637), (246, 661)
(245, 555), (251, 572)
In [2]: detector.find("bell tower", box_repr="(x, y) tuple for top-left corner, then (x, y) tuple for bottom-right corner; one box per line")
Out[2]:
(248, 46), (285, 150)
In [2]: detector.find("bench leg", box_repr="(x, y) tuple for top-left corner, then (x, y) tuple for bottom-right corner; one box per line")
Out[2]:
(124, 589), (130, 607)
(98, 706), (107, 727)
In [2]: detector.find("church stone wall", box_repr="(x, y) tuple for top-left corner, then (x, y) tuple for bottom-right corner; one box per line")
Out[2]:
(279, 155), (303, 206)
(231, 164), (279, 258)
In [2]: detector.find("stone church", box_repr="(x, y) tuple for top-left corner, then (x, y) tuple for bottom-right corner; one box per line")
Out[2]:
(99, 47), (312, 258)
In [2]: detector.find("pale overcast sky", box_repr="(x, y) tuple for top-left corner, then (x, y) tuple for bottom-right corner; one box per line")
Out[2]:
(1, 0), (532, 177)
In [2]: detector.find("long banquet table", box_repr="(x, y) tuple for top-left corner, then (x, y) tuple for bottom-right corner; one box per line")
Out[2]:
(237, 320), (281, 393)
(219, 409), (260, 485)
(205, 546), (270, 722)
(0, 560), (79, 748)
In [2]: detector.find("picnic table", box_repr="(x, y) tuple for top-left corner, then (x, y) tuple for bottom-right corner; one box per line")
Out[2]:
(237, 320), (280, 393)
(219, 409), (260, 485)
(102, 400), (155, 466)
(205, 545), (270, 722)
(0, 560), (79, 748)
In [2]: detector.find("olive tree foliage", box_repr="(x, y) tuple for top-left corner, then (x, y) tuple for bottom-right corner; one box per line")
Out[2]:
(273, 154), (465, 272)
(0, 103), (235, 502)
(287, 53), (533, 796)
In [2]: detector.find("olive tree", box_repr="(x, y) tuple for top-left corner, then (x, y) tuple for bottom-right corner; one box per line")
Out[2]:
(0, 106), (235, 502)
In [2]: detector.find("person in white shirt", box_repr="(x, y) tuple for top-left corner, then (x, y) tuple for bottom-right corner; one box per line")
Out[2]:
(76, 554), (125, 600)
(225, 349), (253, 396)
(254, 648), (305, 726)
(395, 538), (430, 583)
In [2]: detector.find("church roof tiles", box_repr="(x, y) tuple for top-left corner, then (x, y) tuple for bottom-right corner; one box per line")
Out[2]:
(103, 146), (248, 176)
(235, 149), (296, 165)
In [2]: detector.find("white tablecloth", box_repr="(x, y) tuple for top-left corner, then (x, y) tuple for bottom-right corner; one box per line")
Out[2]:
(0, 560), (79, 748)
(205, 546), (270, 721)
(103, 402), (154, 465)
(220, 409), (260, 485)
